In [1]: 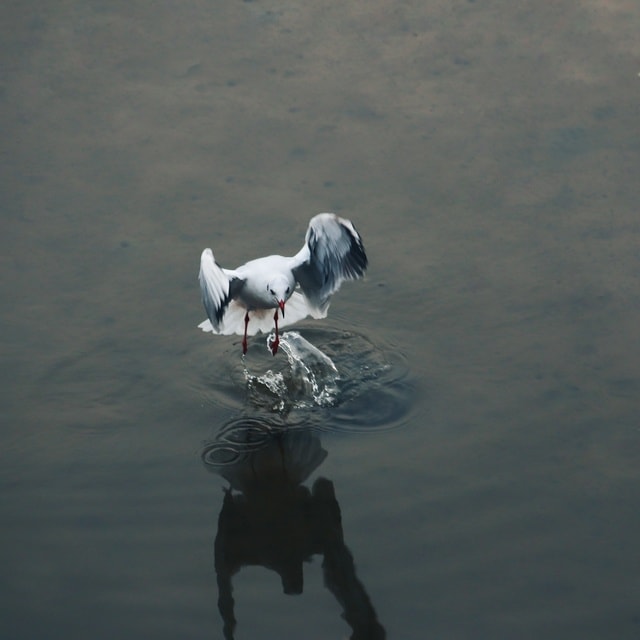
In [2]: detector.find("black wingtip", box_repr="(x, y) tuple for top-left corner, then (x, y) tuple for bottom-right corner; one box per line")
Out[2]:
(345, 225), (368, 279)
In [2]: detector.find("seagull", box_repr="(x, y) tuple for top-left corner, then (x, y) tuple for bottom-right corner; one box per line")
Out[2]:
(198, 213), (368, 355)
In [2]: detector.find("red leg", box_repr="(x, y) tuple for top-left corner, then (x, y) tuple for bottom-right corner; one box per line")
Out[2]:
(242, 311), (249, 355)
(270, 309), (280, 355)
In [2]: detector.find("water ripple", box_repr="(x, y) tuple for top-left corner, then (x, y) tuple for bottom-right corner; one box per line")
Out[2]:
(198, 328), (413, 433)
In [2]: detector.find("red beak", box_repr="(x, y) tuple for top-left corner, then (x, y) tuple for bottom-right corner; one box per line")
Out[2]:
(278, 300), (285, 318)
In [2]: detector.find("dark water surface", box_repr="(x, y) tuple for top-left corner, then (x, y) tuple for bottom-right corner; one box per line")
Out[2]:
(2, 2), (640, 638)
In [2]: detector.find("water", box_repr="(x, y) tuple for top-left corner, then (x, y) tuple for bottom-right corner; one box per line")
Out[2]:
(240, 331), (342, 413)
(210, 329), (410, 428)
(202, 422), (385, 640)
(2, 2), (640, 638)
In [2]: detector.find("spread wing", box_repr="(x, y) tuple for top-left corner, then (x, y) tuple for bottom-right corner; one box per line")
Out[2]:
(291, 213), (368, 315)
(198, 249), (244, 333)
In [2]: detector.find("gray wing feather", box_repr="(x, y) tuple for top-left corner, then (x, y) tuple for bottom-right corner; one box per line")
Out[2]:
(292, 213), (368, 313)
(199, 249), (243, 331)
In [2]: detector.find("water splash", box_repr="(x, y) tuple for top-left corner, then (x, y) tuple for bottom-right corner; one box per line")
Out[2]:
(244, 331), (340, 413)
(196, 327), (412, 431)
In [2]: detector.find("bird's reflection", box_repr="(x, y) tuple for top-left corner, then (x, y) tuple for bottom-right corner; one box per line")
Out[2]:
(202, 418), (385, 639)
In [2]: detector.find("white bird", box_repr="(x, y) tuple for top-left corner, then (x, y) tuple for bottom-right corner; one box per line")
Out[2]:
(198, 213), (368, 355)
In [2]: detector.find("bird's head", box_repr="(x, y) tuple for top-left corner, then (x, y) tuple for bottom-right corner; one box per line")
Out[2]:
(267, 276), (291, 317)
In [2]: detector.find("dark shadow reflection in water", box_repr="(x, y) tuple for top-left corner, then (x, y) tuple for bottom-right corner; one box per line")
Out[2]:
(202, 418), (386, 640)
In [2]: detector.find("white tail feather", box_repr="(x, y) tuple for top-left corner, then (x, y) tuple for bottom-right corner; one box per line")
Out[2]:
(198, 292), (325, 336)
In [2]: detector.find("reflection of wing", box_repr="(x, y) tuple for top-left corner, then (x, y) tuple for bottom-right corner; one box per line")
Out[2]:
(204, 423), (386, 639)
(318, 479), (386, 639)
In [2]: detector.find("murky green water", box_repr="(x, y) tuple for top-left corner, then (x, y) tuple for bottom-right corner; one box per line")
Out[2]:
(2, 1), (639, 638)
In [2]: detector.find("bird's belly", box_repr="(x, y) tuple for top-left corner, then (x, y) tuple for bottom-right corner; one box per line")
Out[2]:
(239, 291), (277, 311)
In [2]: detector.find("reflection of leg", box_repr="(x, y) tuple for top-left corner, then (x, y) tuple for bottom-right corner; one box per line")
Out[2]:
(314, 478), (386, 640)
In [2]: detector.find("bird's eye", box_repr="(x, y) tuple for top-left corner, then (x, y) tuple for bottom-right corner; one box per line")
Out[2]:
(269, 289), (275, 296)
(285, 287), (290, 293)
